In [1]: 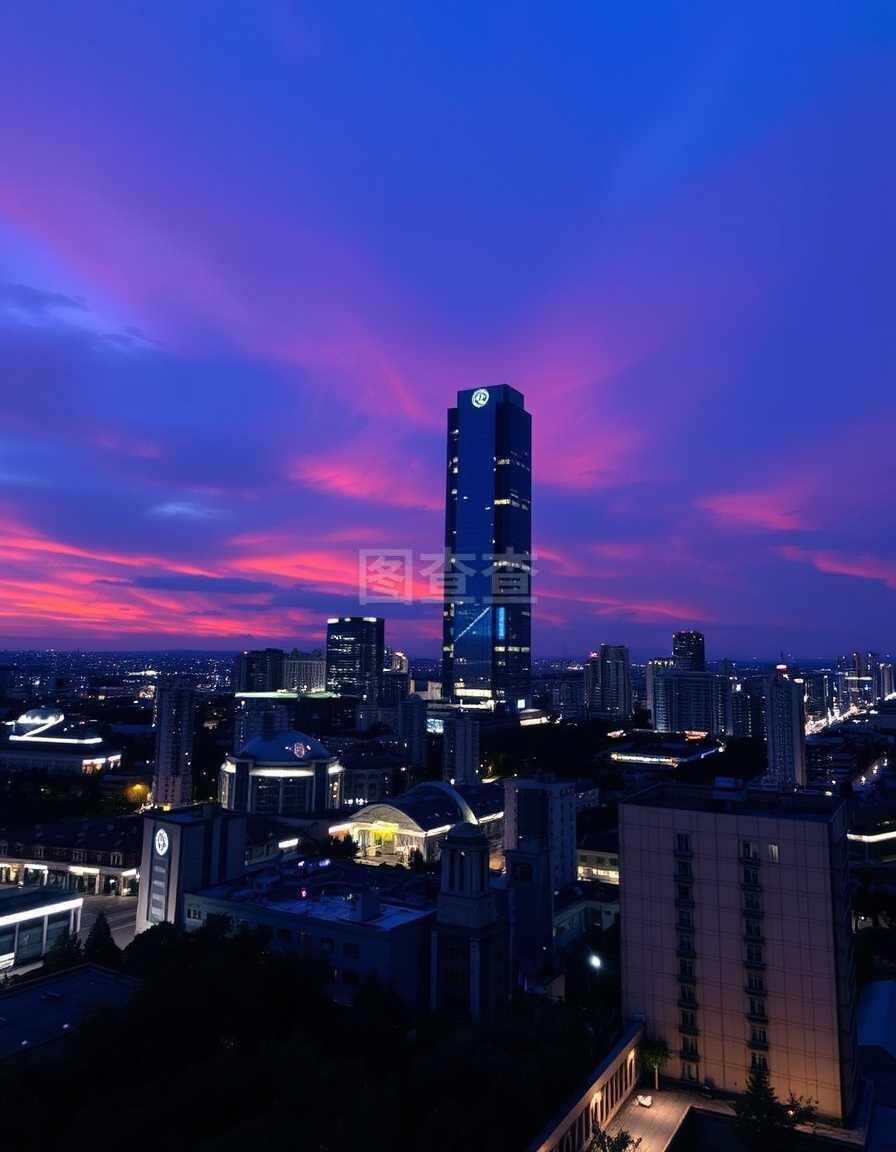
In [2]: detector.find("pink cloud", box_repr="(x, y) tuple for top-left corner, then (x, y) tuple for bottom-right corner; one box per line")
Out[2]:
(777, 546), (896, 591)
(697, 485), (810, 532)
(289, 452), (442, 512)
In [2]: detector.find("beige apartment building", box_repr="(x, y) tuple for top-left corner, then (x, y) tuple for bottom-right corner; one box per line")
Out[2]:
(620, 783), (857, 1121)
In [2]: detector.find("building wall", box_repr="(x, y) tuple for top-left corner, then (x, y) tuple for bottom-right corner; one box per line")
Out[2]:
(526, 1023), (642, 1152)
(620, 798), (856, 1120)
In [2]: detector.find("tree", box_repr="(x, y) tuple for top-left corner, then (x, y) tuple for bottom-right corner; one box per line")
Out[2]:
(590, 1126), (642, 1152)
(42, 927), (83, 973)
(638, 1037), (670, 1091)
(733, 1064), (817, 1151)
(83, 913), (122, 969)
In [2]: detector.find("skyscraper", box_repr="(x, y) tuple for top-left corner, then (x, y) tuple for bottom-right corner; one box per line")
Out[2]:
(326, 616), (384, 703)
(234, 648), (285, 693)
(442, 385), (532, 710)
(585, 644), (633, 718)
(646, 657), (676, 724)
(764, 665), (806, 788)
(673, 630), (706, 672)
(152, 678), (196, 808)
(653, 669), (731, 736)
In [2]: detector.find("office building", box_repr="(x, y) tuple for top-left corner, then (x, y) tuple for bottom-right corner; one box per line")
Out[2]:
(673, 630), (706, 672)
(219, 732), (344, 818)
(387, 649), (410, 673)
(503, 776), (576, 889)
(619, 783), (857, 1121)
(326, 616), (384, 703)
(442, 385), (532, 711)
(283, 649), (326, 694)
(0, 708), (121, 777)
(135, 804), (246, 934)
(764, 666), (806, 788)
(585, 644), (633, 719)
(652, 670), (731, 736)
(152, 678), (196, 809)
(429, 822), (510, 1020)
(380, 668), (410, 707)
(234, 648), (285, 693)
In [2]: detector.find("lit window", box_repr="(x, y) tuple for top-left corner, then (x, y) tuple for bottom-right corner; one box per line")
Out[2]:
(767, 843), (779, 864)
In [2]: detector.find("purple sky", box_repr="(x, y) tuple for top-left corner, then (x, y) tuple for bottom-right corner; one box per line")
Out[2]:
(0, 4), (893, 659)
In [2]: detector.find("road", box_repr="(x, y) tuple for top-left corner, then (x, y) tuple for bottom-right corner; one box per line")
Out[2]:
(78, 894), (138, 951)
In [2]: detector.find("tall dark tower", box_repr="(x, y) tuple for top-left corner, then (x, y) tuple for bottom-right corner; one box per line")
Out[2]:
(442, 386), (532, 710)
(673, 629), (706, 672)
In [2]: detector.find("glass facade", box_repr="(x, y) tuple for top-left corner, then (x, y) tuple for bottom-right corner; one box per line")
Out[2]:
(442, 386), (531, 709)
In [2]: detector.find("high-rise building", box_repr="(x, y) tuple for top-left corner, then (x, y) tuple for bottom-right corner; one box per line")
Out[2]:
(442, 712), (481, 786)
(764, 666), (806, 788)
(585, 644), (633, 719)
(388, 649), (410, 673)
(442, 385), (532, 711)
(233, 690), (299, 752)
(282, 649), (326, 694)
(653, 670), (731, 736)
(326, 616), (384, 703)
(673, 630), (706, 672)
(503, 776), (576, 890)
(646, 658), (676, 724)
(152, 679), (196, 808)
(398, 694), (428, 771)
(619, 783), (857, 1121)
(234, 648), (285, 693)
(380, 669), (410, 707)
(730, 676), (766, 740)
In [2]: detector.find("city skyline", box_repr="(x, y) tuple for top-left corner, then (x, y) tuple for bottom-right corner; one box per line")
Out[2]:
(1, 5), (894, 656)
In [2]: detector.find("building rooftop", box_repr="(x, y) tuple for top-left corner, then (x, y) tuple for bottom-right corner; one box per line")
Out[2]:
(622, 781), (844, 822)
(0, 885), (83, 918)
(233, 731), (333, 763)
(0, 965), (136, 1061)
(193, 867), (432, 931)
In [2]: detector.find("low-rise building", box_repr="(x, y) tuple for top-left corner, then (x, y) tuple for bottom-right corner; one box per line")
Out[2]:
(184, 864), (434, 1007)
(0, 887), (83, 972)
(0, 708), (121, 777)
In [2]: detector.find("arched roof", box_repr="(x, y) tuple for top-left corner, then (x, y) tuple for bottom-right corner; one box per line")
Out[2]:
(348, 780), (503, 834)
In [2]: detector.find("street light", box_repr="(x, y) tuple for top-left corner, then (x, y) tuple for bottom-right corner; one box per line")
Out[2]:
(588, 953), (602, 970)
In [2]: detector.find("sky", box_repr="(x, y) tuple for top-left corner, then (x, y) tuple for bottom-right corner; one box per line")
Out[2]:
(0, 2), (893, 660)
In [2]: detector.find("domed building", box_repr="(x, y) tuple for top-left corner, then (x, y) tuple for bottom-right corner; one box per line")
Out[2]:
(330, 780), (504, 865)
(219, 731), (343, 817)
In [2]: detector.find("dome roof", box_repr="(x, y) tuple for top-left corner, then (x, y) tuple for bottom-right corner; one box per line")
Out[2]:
(237, 731), (332, 764)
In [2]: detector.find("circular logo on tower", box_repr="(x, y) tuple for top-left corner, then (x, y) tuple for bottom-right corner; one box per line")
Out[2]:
(155, 828), (170, 857)
(471, 388), (490, 409)
(291, 742), (308, 759)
